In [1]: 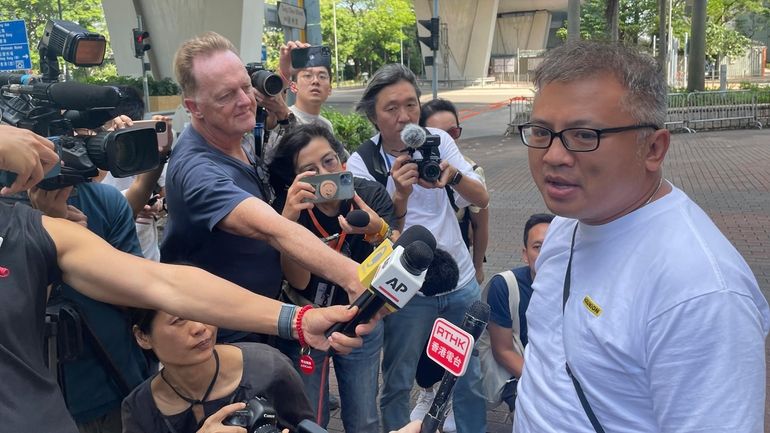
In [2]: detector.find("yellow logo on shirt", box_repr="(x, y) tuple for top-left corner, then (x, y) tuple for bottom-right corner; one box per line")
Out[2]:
(583, 296), (602, 317)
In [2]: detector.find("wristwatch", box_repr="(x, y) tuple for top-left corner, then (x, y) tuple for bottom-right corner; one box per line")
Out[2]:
(277, 112), (294, 126)
(448, 170), (463, 186)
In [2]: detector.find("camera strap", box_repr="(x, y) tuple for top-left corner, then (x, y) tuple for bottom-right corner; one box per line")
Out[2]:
(562, 223), (606, 433)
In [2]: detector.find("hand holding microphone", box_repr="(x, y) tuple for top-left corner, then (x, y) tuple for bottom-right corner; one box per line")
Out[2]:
(325, 224), (437, 337)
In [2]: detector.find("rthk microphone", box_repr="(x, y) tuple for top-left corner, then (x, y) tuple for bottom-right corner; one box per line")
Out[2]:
(325, 225), (437, 337)
(421, 300), (491, 433)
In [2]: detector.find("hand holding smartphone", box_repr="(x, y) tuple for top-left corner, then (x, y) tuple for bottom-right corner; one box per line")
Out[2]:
(291, 46), (332, 69)
(302, 171), (354, 203)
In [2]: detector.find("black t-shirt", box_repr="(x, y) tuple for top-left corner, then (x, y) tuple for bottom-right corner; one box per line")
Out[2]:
(0, 203), (69, 433)
(292, 177), (395, 306)
(121, 343), (313, 433)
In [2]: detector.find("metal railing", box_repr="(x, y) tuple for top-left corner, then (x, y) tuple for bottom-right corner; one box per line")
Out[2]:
(503, 90), (768, 135)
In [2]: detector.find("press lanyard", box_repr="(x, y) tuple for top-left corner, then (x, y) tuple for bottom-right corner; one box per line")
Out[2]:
(306, 204), (353, 252)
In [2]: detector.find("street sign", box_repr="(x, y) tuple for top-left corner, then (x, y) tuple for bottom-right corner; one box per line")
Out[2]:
(277, 2), (306, 30)
(0, 19), (31, 71)
(426, 318), (474, 376)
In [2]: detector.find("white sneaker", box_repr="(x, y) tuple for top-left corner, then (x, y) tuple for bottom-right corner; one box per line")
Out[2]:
(442, 404), (456, 433)
(410, 387), (436, 422)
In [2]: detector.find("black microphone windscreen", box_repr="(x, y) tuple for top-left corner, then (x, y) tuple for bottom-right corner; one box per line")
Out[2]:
(394, 224), (437, 252)
(400, 123), (426, 149)
(419, 249), (459, 296)
(462, 300), (491, 341)
(47, 82), (121, 110)
(401, 240), (434, 274)
(346, 209), (370, 228)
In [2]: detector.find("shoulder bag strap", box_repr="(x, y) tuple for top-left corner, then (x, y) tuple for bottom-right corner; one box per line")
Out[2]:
(498, 270), (524, 355)
(562, 223), (605, 433)
(356, 139), (389, 186)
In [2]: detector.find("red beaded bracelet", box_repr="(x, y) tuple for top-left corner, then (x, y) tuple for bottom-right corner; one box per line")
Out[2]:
(295, 305), (313, 347)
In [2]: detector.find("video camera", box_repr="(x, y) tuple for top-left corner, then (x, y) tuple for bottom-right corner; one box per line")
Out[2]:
(224, 396), (328, 433)
(0, 19), (160, 190)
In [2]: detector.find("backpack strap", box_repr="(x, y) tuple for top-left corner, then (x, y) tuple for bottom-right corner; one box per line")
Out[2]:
(356, 138), (389, 186)
(496, 270), (524, 355)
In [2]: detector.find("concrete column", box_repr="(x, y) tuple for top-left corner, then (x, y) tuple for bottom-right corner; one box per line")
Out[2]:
(463, 0), (500, 80)
(103, 0), (265, 79)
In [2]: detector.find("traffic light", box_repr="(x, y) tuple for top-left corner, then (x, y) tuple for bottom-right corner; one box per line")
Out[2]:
(418, 18), (440, 51)
(132, 28), (150, 58)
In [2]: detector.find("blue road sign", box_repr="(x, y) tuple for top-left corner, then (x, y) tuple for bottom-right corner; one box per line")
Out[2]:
(0, 20), (32, 71)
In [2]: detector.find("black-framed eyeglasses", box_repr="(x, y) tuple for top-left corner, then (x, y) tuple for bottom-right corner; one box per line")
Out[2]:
(518, 123), (660, 152)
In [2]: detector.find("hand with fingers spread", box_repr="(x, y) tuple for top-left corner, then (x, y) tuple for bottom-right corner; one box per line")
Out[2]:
(281, 171), (317, 222)
(0, 125), (59, 195)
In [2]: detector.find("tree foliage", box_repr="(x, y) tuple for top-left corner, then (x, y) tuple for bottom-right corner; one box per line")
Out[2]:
(318, 0), (419, 79)
(0, 0), (106, 74)
(556, 0), (769, 61)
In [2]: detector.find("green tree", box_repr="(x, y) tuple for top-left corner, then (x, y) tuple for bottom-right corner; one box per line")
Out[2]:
(0, 0), (106, 74)
(319, 0), (418, 80)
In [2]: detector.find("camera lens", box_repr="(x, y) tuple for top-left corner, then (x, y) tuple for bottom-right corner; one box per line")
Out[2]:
(252, 70), (283, 97)
(421, 162), (441, 183)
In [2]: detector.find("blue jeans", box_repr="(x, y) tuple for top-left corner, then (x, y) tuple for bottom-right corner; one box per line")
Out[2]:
(277, 321), (383, 431)
(380, 279), (486, 433)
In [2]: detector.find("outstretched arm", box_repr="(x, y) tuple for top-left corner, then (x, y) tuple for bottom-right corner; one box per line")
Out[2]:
(43, 216), (368, 352)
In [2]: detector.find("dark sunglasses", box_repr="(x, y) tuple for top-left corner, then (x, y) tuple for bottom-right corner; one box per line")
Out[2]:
(447, 126), (463, 140)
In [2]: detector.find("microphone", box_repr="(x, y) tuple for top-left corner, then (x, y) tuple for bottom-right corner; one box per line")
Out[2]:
(62, 109), (116, 129)
(325, 225), (437, 337)
(419, 249), (459, 297)
(400, 123), (427, 149)
(3, 81), (120, 110)
(346, 209), (370, 228)
(421, 301), (490, 433)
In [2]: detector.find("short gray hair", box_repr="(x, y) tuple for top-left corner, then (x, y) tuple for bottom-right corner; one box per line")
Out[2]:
(356, 64), (421, 129)
(534, 41), (667, 127)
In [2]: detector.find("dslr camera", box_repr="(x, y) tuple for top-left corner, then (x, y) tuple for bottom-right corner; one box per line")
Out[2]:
(0, 19), (160, 190)
(408, 133), (442, 183)
(224, 396), (328, 433)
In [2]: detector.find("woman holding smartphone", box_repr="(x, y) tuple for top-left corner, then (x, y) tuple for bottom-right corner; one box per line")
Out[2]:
(267, 124), (397, 432)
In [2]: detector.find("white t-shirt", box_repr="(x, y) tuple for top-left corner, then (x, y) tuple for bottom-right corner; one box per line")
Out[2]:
(515, 186), (770, 432)
(101, 167), (167, 262)
(347, 127), (483, 290)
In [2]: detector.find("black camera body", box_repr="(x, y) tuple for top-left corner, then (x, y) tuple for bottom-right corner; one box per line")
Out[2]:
(223, 396), (329, 433)
(408, 133), (442, 182)
(224, 396), (280, 433)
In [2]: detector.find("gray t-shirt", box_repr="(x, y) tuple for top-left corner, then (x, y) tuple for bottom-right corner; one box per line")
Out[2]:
(263, 105), (334, 163)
